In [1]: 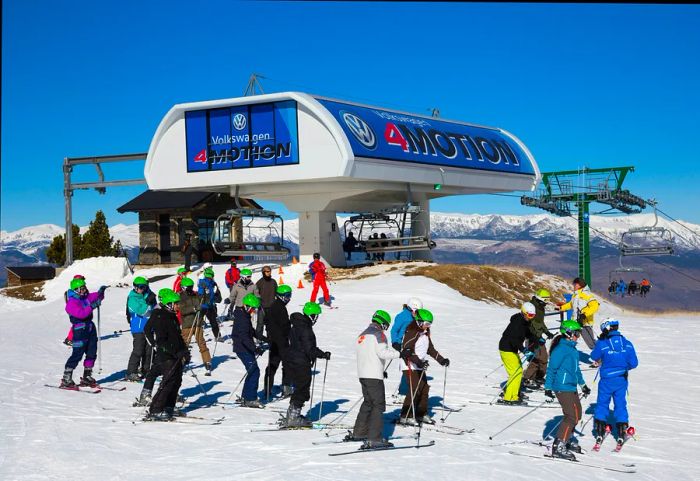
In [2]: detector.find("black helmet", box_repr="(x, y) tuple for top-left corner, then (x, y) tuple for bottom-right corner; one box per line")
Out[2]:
(313, 253), (320, 260)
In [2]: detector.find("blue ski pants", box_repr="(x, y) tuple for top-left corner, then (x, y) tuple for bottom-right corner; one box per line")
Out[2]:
(237, 351), (260, 401)
(594, 376), (629, 423)
(65, 321), (97, 370)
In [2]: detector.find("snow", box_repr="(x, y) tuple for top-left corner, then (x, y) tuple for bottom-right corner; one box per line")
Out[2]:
(0, 258), (698, 480)
(41, 257), (132, 301)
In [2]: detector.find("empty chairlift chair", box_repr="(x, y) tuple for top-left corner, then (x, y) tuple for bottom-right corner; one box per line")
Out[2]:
(211, 208), (290, 259)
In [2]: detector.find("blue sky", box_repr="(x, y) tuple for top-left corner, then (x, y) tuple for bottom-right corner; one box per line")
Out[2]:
(2, 1), (699, 231)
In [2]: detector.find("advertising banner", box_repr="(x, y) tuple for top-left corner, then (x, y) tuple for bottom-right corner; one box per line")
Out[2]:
(317, 98), (534, 175)
(185, 100), (299, 172)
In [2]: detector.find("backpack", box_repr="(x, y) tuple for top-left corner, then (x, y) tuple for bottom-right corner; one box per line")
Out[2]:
(308, 262), (315, 281)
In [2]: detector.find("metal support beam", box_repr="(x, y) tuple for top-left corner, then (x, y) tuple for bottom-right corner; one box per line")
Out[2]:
(577, 197), (591, 285)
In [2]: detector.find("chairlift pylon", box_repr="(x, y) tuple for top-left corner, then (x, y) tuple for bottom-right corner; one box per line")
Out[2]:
(211, 208), (290, 259)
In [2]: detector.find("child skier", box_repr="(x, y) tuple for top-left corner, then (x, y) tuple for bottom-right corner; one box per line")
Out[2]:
(173, 267), (188, 293)
(309, 253), (331, 306)
(522, 289), (555, 389)
(179, 277), (213, 375)
(62, 274), (86, 346)
(399, 308), (449, 425)
(231, 293), (265, 408)
(198, 267), (222, 340)
(390, 297), (423, 400)
(590, 318), (639, 449)
(544, 321), (592, 460)
(126, 276), (157, 381)
(224, 258), (240, 290)
(60, 278), (107, 389)
(282, 302), (331, 427)
(497, 303), (538, 405)
(263, 284), (294, 400)
(556, 277), (599, 349)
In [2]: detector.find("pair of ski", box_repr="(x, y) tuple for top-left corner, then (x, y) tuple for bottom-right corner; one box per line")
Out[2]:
(45, 383), (126, 394)
(392, 419), (474, 435)
(467, 399), (560, 409)
(137, 415), (226, 425)
(508, 450), (636, 474)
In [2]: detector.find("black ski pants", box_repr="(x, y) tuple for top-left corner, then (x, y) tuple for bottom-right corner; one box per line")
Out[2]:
(353, 378), (386, 442)
(287, 362), (312, 409)
(149, 357), (183, 414)
(127, 332), (153, 375)
(204, 307), (220, 339)
(264, 340), (289, 399)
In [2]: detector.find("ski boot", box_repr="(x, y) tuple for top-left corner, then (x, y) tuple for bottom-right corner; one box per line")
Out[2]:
(615, 422), (630, 451)
(146, 411), (173, 422)
(566, 437), (583, 454)
(496, 399), (526, 406)
(60, 369), (78, 390)
(80, 368), (98, 388)
(283, 405), (312, 428)
(418, 415), (436, 425)
(63, 337), (73, 347)
(361, 439), (394, 450)
(126, 373), (142, 382)
(343, 431), (367, 443)
(242, 399), (265, 409)
(204, 362), (212, 376)
(398, 416), (416, 426)
(134, 388), (152, 407)
(551, 438), (576, 461)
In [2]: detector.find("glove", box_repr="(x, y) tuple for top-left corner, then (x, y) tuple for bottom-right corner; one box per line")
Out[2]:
(538, 337), (546, 345)
(581, 384), (591, 397)
(383, 371), (388, 379)
(544, 389), (555, 402)
(439, 358), (450, 367)
(98, 285), (108, 294)
(255, 346), (265, 356)
(392, 342), (401, 352)
(420, 360), (429, 369)
(523, 350), (535, 361)
(90, 301), (101, 309)
(224, 298), (231, 305)
(546, 331), (554, 340)
(176, 349), (191, 364)
(400, 347), (413, 359)
(323, 351), (332, 360)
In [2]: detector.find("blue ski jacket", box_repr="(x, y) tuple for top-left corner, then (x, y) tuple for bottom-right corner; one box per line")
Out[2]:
(391, 307), (414, 346)
(544, 338), (585, 392)
(198, 277), (219, 309)
(127, 289), (154, 334)
(590, 331), (638, 380)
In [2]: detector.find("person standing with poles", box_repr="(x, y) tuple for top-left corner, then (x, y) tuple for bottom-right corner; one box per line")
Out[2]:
(282, 302), (331, 428)
(497, 303), (539, 405)
(348, 310), (405, 448)
(255, 265), (278, 340)
(544, 320), (592, 460)
(263, 284), (294, 400)
(232, 293), (266, 408)
(226, 268), (259, 318)
(179, 277), (213, 376)
(198, 267), (222, 341)
(522, 289), (555, 389)
(399, 308), (449, 425)
(309, 253), (332, 307)
(555, 277), (599, 350)
(390, 298), (423, 402)
(126, 276), (157, 381)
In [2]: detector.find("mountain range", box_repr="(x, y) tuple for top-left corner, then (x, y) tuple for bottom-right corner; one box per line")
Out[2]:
(2, 212), (699, 311)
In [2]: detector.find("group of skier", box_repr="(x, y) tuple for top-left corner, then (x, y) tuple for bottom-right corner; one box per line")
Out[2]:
(497, 277), (639, 461)
(608, 278), (652, 298)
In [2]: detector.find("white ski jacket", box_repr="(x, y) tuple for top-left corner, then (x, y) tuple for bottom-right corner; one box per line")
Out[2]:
(356, 323), (400, 380)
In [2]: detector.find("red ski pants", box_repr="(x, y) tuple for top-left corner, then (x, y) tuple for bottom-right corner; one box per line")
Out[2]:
(311, 278), (330, 303)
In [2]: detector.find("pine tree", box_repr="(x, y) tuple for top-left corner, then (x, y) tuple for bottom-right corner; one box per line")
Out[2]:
(80, 210), (115, 258)
(46, 225), (82, 265)
(113, 239), (124, 257)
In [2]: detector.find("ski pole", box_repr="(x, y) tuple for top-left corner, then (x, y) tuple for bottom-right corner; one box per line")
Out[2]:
(489, 401), (547, 440)
(309, 359), (318, 413)
(318, 358), (329, 422)
(485, 354), (525, 379)
(187, 361), (208, 397)
(544, 417), (564, 440)
(440, 365), (448, 422)
(113, 329), (130, 335)
(489, 357), (530, 405)
(322, 395), (363, 434)
(97, 306), (102, 373)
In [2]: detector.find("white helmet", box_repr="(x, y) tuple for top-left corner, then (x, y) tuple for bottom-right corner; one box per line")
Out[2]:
(406, 297), (423, 311)
(521, 302), (537, 318)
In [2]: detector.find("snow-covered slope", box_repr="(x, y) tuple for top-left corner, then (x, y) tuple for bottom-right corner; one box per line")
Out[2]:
(0, 260), (697, 480)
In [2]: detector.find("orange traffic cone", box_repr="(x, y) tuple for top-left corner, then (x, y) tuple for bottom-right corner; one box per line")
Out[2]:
(279, 276), (284, 285)
(297, 279), (304, 289)
(278, 266), (284, 275)
(292, 256), (298, 265)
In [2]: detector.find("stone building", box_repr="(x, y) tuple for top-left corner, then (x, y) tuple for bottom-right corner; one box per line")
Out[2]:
(117, 190), (261, 265)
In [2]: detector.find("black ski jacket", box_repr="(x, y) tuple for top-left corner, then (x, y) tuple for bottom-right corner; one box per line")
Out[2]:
(144, 306), (187, 360)
(499, 312), (537, 353)
(232, 308), (257, 354)
(285, 313), (325, 366)
(256, 277), (278, 308)
(265, 298), (291, 348)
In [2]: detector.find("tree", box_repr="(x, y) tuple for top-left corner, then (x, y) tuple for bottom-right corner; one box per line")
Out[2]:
(46, 225), (82, 265)
(112, 239), (124, 257)
(80, 210), (115, 258)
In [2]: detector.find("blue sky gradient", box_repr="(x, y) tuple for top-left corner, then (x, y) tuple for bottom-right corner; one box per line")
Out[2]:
(2, 1), (699, 230)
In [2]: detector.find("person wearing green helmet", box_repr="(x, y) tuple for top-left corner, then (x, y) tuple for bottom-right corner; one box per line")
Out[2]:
(522, 289), (555, 389)
(349, 310), (408, 448)
(142, 288), (190, 420)
(543, 320), (592, 461)
(125, 276), (157, 382)
(226, 267), (259, 318)
(173, 267), (189, 293)
(62, 275), (87, 347)
(178, 276), (213, 376)
(197, 265), (223, 341)
(282, 302), (331, 428)
(232, 293), (266, 408)
(262, 284), (294, 400)
(398, 308), (449, 425)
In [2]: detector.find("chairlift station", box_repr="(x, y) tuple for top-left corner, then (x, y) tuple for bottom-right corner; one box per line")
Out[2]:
(144, 92), (540, 266)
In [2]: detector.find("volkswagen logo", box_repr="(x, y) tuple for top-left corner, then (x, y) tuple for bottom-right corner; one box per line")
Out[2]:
(342, 111), (376, 149)
(232, 113), (247, 131)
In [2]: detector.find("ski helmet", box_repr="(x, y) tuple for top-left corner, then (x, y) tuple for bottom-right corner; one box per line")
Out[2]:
(371, 309), (392, 328)
(158, 288), (180, 305)
(313, 253), (321, 260)
(303, 302), (322, 316)
(70, 278), (86, 290)
(242, 293), (261, 309)
(230, 258), (237, 265)
(276, 284), (292, 295)
(560, 320), (582, 337)
(415, 308), (434, 324)
(72, 274), (85, 280)
(177, 267), (187, 275)
(240, 268), (253, 277)
(521, 302), (537, 319)
(180, 277), (195, 288)
(602, 317), (619, 330)
(534, 288), (551, 302)
(133, 276), (148, 287)
(203, 267), (215, 278)
(406, 297), (423, 311)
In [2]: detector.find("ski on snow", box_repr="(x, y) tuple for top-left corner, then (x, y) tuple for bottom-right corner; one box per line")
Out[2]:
(312, 434), (417, 445)
(507, 450), (636, 474)
(392, 420), (474, 435)
(44, 383), (101, 394)
(249, 423), (354, 432)
(133, 415), (226, 425)
(329, 440), (436, 456)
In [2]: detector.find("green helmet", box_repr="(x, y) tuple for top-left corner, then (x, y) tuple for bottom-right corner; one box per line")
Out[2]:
(535, 288), (551, 301)
(177, 267), (187, 275)
(303, 302), (322, 316)
(415, 308), (434, 323)
(158, 288), (180, 305)
(203, 267), (215, 278)
(240, 268), (253, 277)
(70, 278), (86, 290)
(371, 309), (392, 326)
(242, 293), (261, 309)
(180, 277), (194, 288)
(560, 320), (582, 336)
(276, 284), (292, 295)
(133, 276), (148, 286)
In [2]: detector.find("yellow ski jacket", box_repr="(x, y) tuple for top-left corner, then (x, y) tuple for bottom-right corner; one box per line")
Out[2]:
(560, 286), (599, 326)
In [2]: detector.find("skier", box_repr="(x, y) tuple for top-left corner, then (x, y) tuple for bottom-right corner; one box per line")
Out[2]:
(173, 267), (188, 293)
(556, 277), (599, 349)
(608, 280), (618, 296)
(282, 302), (331, 427)
(143, 288), (190, 420)
(640, 278), (651, 298)
(628, 279), (638, 296)
(61, 278), (107, 388)
(227, 268), (259, 317)
(343, 231), (358, 261)
(497, 303), (538, 405)
(399, 308), (449, 424)
(309, 253), (331, 306)
(544, 321), (592, 460)
(232, 293), (266, 408)
(390, 297), (423, 400)
(182, 235), (194, 272)
(263, 284), (294, 400)
(255, 265), (278, 340)
(617, 279), (627, 298)
(198, 267), (222, 340)
(179, 277), (213, 375)
(522, 289), (555, 389)
(348, 310), (404, 448)
(590, 318), (638, 449)
(62, 274), (86, 346)
(126, 276), (157, 381)
(224, 258), (240, 290)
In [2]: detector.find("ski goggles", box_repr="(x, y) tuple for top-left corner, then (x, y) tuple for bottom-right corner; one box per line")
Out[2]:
(76, 286), (88, 295)
(309, 314), (319, 325)
(133, 284), (148, 291)
(524, 311), (536, 320)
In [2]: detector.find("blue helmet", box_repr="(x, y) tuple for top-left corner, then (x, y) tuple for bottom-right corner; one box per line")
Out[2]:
(600, 318), (620, 332)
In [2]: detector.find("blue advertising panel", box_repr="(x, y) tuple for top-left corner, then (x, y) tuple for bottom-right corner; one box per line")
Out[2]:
(185, 100), (299, 172)
(316, 98), (534, 175)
